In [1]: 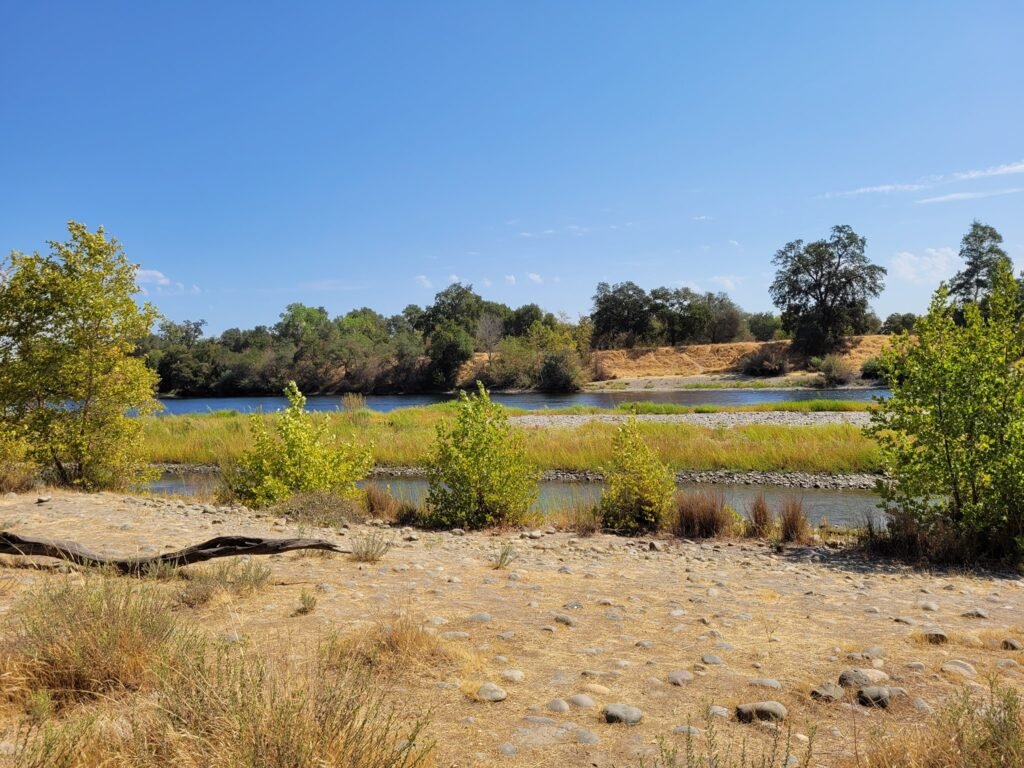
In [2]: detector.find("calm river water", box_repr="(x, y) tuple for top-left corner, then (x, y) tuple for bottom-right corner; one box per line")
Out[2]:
(158, 388), (889, 415)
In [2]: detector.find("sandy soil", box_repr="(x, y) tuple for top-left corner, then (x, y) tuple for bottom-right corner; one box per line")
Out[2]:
(2, 491), (1021, 767)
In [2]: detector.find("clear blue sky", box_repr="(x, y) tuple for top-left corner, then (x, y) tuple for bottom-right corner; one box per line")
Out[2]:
(2, 1), (1021, 333)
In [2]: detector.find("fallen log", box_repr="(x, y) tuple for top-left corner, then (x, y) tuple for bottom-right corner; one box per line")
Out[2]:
(0, 532), (348, 575)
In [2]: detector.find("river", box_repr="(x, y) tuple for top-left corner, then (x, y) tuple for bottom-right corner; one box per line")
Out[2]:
(157, 387), (889, 415)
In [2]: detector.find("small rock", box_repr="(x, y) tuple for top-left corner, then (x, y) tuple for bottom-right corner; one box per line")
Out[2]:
(941, 660), (977, 678)
(750, 678), (782, 689)
(707, 705), (730, 718)
(811, 683), (844, 702)
(477, 683), (508, 702)
(921, 601), (940, 612)
(839, 668), (889, 688)
(554, 613), (577, 627)
(575, 728), (599, 745)
(701, 654), (724, 666)
(923, 627), (948, 645)
(568, 694), (595, 709)
(602, 703), (643, 725)
(673, 725), (701, 736)
(962, 608), (989, 619)
(498, 743), (517, 757)
(547, 698), (569, 713)
(912, 697), (933, 714)
(501, 670), (525, 683)
(1002, 638), (1023, 651)
(736, 701), (788, 723)
(469, 612), (492, 623)
(857, 686), (890, 708)
(668, 670), (694, 686)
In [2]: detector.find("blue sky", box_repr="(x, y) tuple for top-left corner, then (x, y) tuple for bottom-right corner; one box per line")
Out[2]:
(2, 1), (1022, 333)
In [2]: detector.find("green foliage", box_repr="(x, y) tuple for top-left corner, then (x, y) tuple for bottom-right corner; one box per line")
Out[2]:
(740, 347), (788, 377)
(427, 320), (474, 389)
(599, 417), (675, 533)
(949, 220), (1009, 307)
(0, 422), (37, 493)
(0, 222), (160, 489)
(537, 349), (584, 392)
(815, 354), (854, 386)
(770, 225), (886, 354)
(880, 312), (917, 335)
(746, 311), (783, 341)
(866, 261), (1024, 562)
(424, 383), (538, 528)
(860, 356), (885, 381)
(227, 382), (372, 506)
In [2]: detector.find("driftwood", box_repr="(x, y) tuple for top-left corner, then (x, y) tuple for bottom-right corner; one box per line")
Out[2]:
(0, 532), (348, 575)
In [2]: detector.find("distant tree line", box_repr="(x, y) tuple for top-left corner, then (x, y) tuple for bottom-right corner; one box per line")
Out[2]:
(138, 220), (1019, 396)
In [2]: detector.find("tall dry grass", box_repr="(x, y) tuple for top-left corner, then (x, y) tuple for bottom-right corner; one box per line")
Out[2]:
(779, 498), (811, 543)
(669, 490), (736, 538)
(745, 494), (774, 537)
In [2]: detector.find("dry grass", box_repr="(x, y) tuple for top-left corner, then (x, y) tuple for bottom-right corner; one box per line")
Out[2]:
(269, 490), (365, 527)
(549, 501), (603, 535)
(669, 489), (737, 538)
(745, 494), (774, 537)
(365, 482), (421, 524)
(779, 498), (811, 543)
(350, 531), (393, 562)
(174, 559), (272, 608)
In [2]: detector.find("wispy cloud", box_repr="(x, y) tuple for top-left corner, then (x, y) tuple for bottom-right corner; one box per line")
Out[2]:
(527, 272), (543, 284)
(727, 239), (740, 247)
(692, 214), (712, 221)
(827, 159), (1024, 198)
(953, 160), (1024, 180)
(504, 274), (516, 285)
(711, 275), (741, 291)
(136, 268), (199, 296)
(481, 277), (493, 287)
(916, 188), (1024, 204)
(890, 247), (959, 284)
(415, 275), (432, 289)
(448, 274), (462, 283)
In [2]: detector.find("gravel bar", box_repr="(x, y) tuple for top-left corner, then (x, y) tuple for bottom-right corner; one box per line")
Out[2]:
(510, 412), (871, 428)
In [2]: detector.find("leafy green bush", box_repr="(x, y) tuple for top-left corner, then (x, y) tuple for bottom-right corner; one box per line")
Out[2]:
(860, 356), (885, 381)
(424, 382), (538, 529)
(537, 349), (584, 392)
(599, 417), (675, 534)
(226, 382), (372, 507)
(740, 347), (788, 377)
(0, 423), (37, 493)
(865, 261), (1024, 562)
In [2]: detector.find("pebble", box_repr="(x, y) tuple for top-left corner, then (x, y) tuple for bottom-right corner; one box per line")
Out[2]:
(941, 660), (977, 678)
(568, 694), (595, 709)
(497, 743), (517, 757)
(701, 654), (724, 665)
(811, 683), (844, 702)
(857, 686), (890, 708)
(838, 668), (889, 687)
(923, 627), (948, 644)
(673, 725), (701, 736)
(750, 678), (782, 689)
(668, 670), (694, 686)
(707, 705), (730, 718)
(575, 728), (599, 745)
(501, 670), (525, 683)
(546, 698), (570, 713)
(1003, 638), (1023, 651)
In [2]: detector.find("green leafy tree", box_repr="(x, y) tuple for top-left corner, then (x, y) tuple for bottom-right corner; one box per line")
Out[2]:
(227, 381), (372, 506)
(865, 261), (1024, 561)
(880, 312), (918, 335)
(427, 320), (474, 389)
(746, 311), (783, 341)
(599, 417), (675, 534)
(591, 281), (653, 348)
(949, 220), (1009, 307)
(0, 221), (159, 488)
(769, 225), (886, 355)
(425, 383), (538, 529)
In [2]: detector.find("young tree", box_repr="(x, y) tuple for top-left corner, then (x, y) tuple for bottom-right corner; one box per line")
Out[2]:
(949, 220), (1009, 307)
(769, 225), (886, 355)
(865, 261), (1024, 562)
(0, 222), (160, 488)
(599, 417), (675, 534)
(425, 383), (538, 528)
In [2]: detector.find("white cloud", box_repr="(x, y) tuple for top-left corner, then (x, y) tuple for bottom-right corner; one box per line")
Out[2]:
(727, 239), (740, 246)
(527, 272), (543, 284)
(565, 225), (589, 236)
(504, 274), (516, 285)
(415, 275), (432, 289)
(519, 232), (534, 238)
(137, 269), (171, 286)
(826, 183), (927, 198)
(890, 247), (959, 284)
(136, 268), (199, 296)
(448, 274), (462, 284)
(676, 279), (703, 292)
(953, 160), (1024, 180)
(481, 277), (493, 287)
(692, 215), (712, 221)
(916, 188), (1024, 204)
(711, 275), (740, 291)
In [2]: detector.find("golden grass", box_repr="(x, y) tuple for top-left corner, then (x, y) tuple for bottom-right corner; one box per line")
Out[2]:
(668, 489), (737, 538)
(140, 409), (881, 473)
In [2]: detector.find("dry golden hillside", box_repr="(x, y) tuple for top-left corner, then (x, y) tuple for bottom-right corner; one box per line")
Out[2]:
(590, 335), (891, 379)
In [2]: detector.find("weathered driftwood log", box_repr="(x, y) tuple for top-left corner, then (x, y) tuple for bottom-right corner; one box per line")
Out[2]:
(0, 532), (348, 575)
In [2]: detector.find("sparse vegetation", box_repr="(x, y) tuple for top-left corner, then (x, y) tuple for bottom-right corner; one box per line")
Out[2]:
(490, 542), (518, 569)
(745, 494), (774, 537)
(740, 347), (788, 377)
(294, 588), (317, 616)
(175, 559), (272, 608)
(779, 498), (810, 543)
(270, 489), (365, 527)
(350, 531), (393, 562)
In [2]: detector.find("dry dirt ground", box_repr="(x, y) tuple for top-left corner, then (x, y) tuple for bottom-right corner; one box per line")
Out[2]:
(2, 491), (1022, 767)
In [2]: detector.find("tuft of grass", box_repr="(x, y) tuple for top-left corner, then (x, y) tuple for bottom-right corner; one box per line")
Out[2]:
(745, 493), (774, 538)
(779, 498), (811, 543)
(350, 531), (393, 563)
(365, 482), (421, 525)
(293, 589), (317, 616)
(0, 577), (195, 705)
(490, 542), (518, 570)
(669, 490), (737, 539)
(549, 501), (603, 535)
(270, 490), (365, 528)
(176, 559), (272, 608)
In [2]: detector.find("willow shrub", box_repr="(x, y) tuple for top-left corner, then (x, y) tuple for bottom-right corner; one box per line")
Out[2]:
(226, 382), (372, 507)
(599, 416), (675, 534)
(866, 261), (1024, 562)
(424, 383), (538, 529)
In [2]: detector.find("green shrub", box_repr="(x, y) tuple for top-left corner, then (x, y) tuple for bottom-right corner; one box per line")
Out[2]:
(226, 382), (372, 507)
(537, 349), (584, 392)
(860, 356), (885, 381)
(424, 383), (538, 529)
(0, 423), (37, 493)
(740, 348), (788, 377)
(816, 354), (854, 386)
(599, 417), (675, 534)
(866, 262), (1024, 562)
